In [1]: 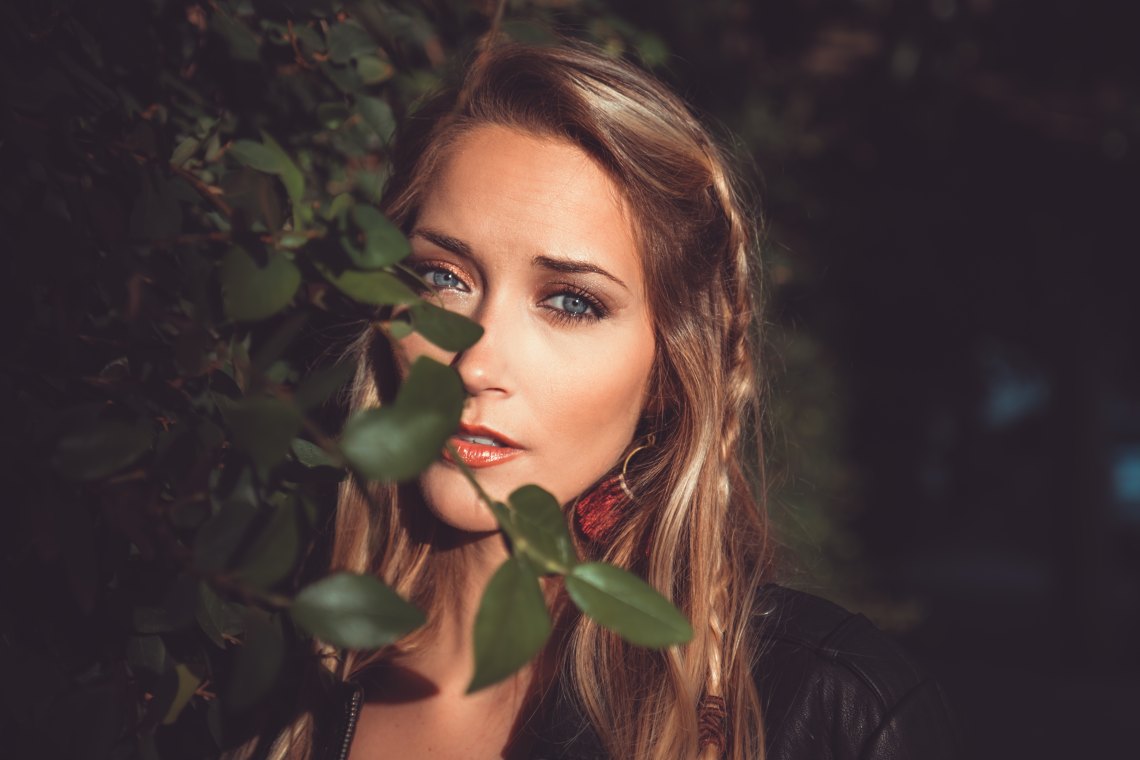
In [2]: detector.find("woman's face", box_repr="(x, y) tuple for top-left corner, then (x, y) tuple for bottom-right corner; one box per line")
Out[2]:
(400, 125), (656, 533)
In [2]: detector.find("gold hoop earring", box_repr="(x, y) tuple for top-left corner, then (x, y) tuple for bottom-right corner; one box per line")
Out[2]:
(618, 433), (656, 501)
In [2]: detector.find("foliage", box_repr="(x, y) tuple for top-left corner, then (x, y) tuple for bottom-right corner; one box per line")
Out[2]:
(0, 1), (680, 757)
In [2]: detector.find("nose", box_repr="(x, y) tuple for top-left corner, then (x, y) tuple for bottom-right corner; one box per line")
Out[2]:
(449, 304), (511, 398)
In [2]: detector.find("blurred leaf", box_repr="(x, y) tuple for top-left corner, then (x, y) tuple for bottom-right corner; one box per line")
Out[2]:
(230, 140), (283, 174)
(129, 173), (183, 239)
(316, 102), (350, 129)
(294, 360), (356, 410)
(502, 485), (577, 574)
(195, 500), (257, 573)
(349, 204), (410, 268)
(227, 613), (284, 712)
(357, 96), (396, 143)
(564, 563), (693, 648)
(133, 575), (198, 634)
(356, 55), (394, 84)
(162, 664), (201, 725)
(234, 498), (300, 588)
(635, 32), (668, 67)
(340, 357), (464, 481)
(231, 133), (306, 227)
(221, 247), (301, 321)
(252, 312), (308, 374)
(468, 556), (551, 693)
(171, 136), (200, 166)
(226, 397), (303, 471)
(196, 582), (228, 649)
(221, 167), (284, 231)
(52, 416), (152, 481)
(322, 192), (353, 223)
(326, 22), (376, 64)
(410, 302), (483, 352)
(387, 319), (413, 339)
(125, 635), (167, 675)
(258, 131), (305, 220)
(320, 264), (419, 306)
(290, 572), (424, 649)
(212, 12), (260, 62)
(291, 438), (342, 469)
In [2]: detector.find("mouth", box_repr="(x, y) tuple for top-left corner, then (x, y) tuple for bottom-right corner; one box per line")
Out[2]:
(443, 424), (523, 469)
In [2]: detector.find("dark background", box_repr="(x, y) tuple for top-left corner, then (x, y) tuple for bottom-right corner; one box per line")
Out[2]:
(3, 1), (1136, 757)
(615, 0), (1140, 757)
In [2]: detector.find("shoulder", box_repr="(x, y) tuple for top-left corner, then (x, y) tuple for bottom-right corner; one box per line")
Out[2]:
(754, 584), (961, 760)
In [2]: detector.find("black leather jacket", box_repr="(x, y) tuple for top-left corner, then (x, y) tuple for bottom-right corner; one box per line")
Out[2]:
(316, 585), (961, 759)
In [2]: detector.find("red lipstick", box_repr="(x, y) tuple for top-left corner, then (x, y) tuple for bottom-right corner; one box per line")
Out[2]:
(443, 424), (523, 469)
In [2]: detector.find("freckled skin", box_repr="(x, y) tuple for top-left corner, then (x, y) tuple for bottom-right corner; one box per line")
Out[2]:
(401, 125), (657, 533)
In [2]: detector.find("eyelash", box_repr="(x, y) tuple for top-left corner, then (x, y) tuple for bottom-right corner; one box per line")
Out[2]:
(540, 284), (607, 324)
(410, 261), (609, 324)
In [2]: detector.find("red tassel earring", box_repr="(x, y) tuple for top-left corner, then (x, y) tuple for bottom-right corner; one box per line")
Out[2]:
(573, 434), (655, 543)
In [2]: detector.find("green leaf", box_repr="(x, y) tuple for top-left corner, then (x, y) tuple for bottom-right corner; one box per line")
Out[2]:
(501, 485), (577, 574)
(251, 311), (308, 374)
(231, 133), (307, 227)
(410, 302), (484, 352)
(356, 55), (395, 85)
(316, 102), (350, 129)
(322, 266), (419, 306)
(52, 417), (152, 481)
(133, 575), (198, 633)
(294, 360), (356, 410)
(322, 192), (353, 224)
(387, 319), (413, 339)
(194, 500), (257, 573)
(258, 131), (305, 216)
(162, 664), (201, 725)
(468, 557), (551, 693)
(227, 613), (284, 712)
(226, 397), (303, 471)
(196, 582), (228, 649)
(564, 563), (693, 648)
(234, 498), (300, 588)
(230, 140), (282, 173)
(291, 438), (342, 469)
(171, 136), (200, 167)
(357, 96), (396, 143)
(326, 22), (375, 64)
(221, 248), (301, 321)
(129, 173), (184, 240)
(290, 572), (424, 649)
(339, 357), (464, 481)
(349, 204), (410, 268)
(125, 635), (167, 676)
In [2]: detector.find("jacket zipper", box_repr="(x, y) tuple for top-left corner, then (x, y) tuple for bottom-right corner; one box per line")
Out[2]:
(337, 684), (363, 760)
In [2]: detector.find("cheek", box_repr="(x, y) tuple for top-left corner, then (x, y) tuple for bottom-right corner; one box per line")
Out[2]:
(526, 326), (656, 492)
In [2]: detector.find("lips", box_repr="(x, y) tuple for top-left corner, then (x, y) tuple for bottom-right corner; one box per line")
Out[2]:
(443, 423), (523, 469)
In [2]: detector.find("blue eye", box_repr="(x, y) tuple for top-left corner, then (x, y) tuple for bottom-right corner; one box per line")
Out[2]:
(421, 267), (465, 291)
(552, 294), (592, 316)
(540, 289), (605, 322)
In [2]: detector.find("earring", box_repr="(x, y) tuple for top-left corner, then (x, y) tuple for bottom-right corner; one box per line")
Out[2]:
(618, 433), (655, 500)
(574, 434), (655, 543)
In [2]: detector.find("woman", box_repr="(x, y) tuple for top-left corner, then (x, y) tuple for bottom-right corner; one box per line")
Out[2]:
(272, 41), (959, 760)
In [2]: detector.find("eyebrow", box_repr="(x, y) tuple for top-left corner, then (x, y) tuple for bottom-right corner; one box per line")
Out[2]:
(412, 226), (629, 292)
(533, 255), (630, 292)
(411, 228), (473, 259)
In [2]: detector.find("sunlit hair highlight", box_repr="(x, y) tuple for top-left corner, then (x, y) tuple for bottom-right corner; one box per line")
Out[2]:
(323, 41), (772, 760)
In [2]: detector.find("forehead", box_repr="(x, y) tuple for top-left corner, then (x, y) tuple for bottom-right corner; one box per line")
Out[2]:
(417, 125), (643, 287)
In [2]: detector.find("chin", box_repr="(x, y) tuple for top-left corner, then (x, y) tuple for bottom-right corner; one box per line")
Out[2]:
(418, 463), (502, 534)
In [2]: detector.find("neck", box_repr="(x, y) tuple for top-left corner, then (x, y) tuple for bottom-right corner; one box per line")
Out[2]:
(399, 527), (513, 695)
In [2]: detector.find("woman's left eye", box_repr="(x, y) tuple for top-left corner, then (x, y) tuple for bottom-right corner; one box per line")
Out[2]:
(540, 291), (605, 321)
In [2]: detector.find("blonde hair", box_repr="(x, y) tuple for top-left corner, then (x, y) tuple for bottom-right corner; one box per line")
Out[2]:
(266, 41), (773, 760)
